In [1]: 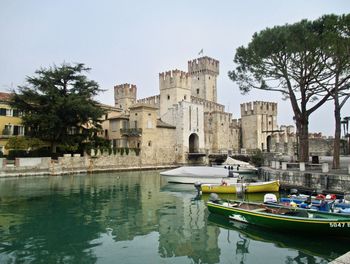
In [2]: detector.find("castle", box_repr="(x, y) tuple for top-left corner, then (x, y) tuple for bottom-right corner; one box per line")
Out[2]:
(102, 56), (333, 165)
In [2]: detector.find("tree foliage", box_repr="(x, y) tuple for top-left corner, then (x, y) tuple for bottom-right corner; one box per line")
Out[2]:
(228, 17), (343, 162)
(10, 63), (105, 154)
(314, 14), (350, 168)
(5, 136), (46, 150)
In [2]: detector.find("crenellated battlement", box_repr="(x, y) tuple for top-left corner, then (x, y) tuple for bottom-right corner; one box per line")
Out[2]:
(240, 101), (277, 116)
(137, 95), (160, 107)
(188, 56), (219, 75)
(114, 83), (137, 98)
(159, 69), (191, 90)
(191, 96), (224, 112)
(231, 118), (241, 128)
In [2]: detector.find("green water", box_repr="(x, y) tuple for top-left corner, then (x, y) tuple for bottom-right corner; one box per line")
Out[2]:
(0, 170), (348, 264)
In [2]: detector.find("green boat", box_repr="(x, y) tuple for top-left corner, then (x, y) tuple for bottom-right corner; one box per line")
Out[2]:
(207, 196), (350, 238)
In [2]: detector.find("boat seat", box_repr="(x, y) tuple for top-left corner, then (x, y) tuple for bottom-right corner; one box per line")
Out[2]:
(251, 208), (266, 212)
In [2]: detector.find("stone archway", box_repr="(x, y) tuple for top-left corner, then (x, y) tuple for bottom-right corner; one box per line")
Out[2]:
(189, 133), (199, 153)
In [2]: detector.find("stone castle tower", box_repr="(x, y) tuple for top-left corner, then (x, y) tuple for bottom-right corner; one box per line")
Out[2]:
(112, 56), (290, 164)
(188, 57), (219, 103)
(240, 101), (278, 151)
(114, 84), (137, 112)
(159, 70), (191, 118)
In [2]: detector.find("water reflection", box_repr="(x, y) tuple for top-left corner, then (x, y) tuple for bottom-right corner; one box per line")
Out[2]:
(0, 172), (346, 263)
(207, 213), (347, 263)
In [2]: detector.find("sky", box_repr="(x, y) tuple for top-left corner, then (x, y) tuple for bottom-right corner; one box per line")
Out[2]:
(1, 0), (350, 136)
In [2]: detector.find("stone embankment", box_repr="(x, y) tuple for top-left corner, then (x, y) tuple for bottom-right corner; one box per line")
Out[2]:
(0, 154), (176, 177)
(260, 158), (350, 193)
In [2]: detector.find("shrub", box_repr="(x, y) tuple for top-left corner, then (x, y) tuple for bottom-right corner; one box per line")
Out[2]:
(251, 149), (264, 167)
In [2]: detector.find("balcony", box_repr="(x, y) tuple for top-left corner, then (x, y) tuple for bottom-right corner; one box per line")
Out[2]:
(120, 128), (142, 137)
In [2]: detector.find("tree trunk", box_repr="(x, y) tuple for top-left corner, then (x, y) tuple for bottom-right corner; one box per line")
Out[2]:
(51, 142), (57, 154)
(333, 98), (341, 169)
(298, 116), (309, 162)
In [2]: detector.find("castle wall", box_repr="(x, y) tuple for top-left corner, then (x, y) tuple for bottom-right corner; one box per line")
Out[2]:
(162, 101), (205, 164)
(128, 104), (176, 165)
(204, 112), (233, 153)
(241, 101), (278, 151)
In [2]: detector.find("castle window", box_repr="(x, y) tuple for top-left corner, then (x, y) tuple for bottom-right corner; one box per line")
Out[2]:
(148, 113), (151, 116)
(167, 95), (170, 100)
(148, 141), (152, 147)
(209, 76), (211, 80)
(197, 77), (200, 80)
(135, 113), (138, 116)
(184, 95), (187, 100)
(196, 89), (199, 95)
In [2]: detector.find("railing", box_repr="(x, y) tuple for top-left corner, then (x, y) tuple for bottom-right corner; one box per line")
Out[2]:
(120, 128), (142, 136)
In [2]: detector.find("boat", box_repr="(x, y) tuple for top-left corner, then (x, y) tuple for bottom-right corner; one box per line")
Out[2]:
(197, 180), (279, 194)
(280, 195), (350, 213)
(206, 194), (350, 237)
(160, 166), (240, 184)
(207, 214), (349, 260)
(213, 157), (258, 174)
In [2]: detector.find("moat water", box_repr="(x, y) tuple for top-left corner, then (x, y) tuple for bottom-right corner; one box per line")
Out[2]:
(0, 170), (348, 263)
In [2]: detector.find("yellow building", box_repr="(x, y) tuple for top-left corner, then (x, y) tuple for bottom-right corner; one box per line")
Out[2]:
(0, 92), (24, 154)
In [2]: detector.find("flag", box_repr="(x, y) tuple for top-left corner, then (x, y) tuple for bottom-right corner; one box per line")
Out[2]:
(198, 49), (204, 56)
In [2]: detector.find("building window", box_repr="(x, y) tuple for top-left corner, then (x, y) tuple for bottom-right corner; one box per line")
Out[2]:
(148, 113), (151, 116)
(111, 120), (117, 132)
(13, 125), (24, 136)
(148, 141), (152, 147)
(0, 108), (6, 116)
(184, 95), (187, 100)
(196, 89), (199, 95)
(135, 113), (138, 116)
(3, 124), (12, 135)
(167, 95), (170, 100)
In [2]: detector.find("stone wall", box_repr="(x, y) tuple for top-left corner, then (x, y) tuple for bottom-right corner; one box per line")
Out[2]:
(0, 154), (176, 177)
(260, 167), (350, 192)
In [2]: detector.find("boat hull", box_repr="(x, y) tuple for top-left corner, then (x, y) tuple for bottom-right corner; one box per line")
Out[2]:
(207, 201), (350, 237)
(162, 175), (238, 184)
(160, 166), (239, 184)
(200, 180), (279, 194)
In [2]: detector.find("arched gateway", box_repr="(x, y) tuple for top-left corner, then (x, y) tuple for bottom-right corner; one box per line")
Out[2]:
(189, 133), (199, 153)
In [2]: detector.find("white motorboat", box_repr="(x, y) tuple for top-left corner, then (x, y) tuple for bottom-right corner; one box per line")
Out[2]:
(213, 157), (258, 174)
(160, 166), (240, 184)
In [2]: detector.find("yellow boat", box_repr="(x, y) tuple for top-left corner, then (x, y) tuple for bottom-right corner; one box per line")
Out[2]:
(199, 180), (279, 194)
